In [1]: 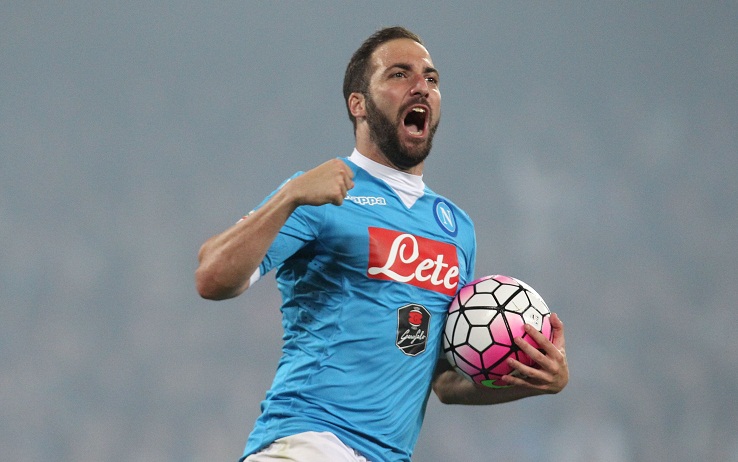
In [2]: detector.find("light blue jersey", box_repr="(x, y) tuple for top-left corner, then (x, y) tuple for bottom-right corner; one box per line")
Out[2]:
(242, 153), (476, 462)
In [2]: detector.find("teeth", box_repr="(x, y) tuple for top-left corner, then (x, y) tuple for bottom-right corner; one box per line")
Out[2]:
(412, 107), (426, 113)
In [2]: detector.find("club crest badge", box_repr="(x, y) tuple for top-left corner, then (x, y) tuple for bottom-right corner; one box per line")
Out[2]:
(433, 198), (457, 236)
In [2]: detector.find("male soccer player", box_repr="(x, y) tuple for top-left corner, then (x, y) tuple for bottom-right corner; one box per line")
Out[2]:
(196, 26), (568, 462)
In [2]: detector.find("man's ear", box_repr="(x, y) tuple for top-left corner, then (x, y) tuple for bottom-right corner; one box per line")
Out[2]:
(348, 92), (366, 120)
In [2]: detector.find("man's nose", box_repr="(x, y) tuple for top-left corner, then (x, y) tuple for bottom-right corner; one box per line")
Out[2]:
(410, 75), (430, 97)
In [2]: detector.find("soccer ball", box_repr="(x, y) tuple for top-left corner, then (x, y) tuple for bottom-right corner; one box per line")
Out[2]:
(443, 275), (552, 388)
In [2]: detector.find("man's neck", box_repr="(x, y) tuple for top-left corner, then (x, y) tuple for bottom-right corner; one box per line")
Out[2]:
(349, 149), (425, 208)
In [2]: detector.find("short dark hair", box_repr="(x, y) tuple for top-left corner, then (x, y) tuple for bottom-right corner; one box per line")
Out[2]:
(343, 26), (424, 131)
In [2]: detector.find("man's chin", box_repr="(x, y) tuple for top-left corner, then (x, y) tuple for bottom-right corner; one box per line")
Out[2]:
(398, 123), (437, 159)
(388, 146), (431, 170)
(404, 139), (433, 160)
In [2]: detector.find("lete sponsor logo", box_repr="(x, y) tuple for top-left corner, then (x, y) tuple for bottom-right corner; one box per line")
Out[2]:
(367, 227), (459, 296)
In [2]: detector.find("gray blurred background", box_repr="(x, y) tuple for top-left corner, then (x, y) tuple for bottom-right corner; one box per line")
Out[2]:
(2, 2), (737, 461)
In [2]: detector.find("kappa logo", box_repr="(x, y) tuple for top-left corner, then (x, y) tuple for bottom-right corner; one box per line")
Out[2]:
(346, 194), (387, 206)
(367, 227), (460, 296)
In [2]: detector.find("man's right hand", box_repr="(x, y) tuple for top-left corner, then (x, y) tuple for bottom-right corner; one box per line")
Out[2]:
(285, 158), (355, 207)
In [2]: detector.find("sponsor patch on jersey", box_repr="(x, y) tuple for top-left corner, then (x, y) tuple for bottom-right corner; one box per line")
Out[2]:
(346, 194), (387, 206)
(433, 198), (457, 236)
(367, 227), (460, 296)
(396, 304), (430, 356)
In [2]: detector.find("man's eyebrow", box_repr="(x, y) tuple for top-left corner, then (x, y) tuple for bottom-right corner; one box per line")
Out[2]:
(389, 63), (439, 76)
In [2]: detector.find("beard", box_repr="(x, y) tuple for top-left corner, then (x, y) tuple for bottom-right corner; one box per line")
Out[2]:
(364, 94), (439, 171)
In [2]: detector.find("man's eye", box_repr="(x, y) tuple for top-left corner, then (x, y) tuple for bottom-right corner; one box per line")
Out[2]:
(426, 77), (438, 84)
(393, 72), (406, 78)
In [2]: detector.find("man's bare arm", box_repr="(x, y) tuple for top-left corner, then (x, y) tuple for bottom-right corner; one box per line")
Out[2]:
(195, 159), (354, 300)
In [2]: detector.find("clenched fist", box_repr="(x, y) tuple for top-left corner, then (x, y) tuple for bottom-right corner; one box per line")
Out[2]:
(285, 158), (355, 207)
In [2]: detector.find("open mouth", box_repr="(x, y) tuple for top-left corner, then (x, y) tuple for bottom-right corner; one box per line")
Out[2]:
(403, 106), (428, 136)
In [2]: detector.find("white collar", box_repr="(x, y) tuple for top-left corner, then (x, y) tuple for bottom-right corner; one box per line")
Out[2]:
(348, 149), (425, 208)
